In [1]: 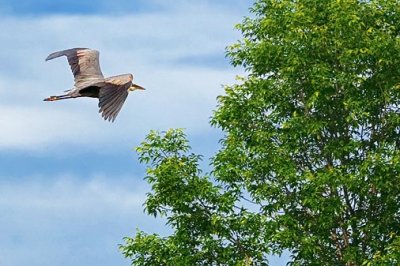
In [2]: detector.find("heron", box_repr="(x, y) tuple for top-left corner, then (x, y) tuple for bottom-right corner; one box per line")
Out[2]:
(44, 48), (145, 122)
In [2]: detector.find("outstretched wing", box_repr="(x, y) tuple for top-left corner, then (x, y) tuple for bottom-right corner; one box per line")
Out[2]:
(46, 48), (104, 88)
(98, 74), (133, 122)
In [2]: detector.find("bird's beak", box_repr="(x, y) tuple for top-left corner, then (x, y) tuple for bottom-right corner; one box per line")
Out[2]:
(131, 84), (145, 91)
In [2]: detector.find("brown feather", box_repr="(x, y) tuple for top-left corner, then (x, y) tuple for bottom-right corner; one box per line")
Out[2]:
(46, 48), (104, 89)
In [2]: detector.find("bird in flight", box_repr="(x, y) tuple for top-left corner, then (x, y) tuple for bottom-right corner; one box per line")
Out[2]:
(44, 48), (145, 122)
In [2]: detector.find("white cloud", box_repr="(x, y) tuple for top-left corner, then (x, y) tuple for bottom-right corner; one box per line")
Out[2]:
(0, 3), (244, 151)
(0, 173), (289, 266)
(0, 105), (97, 150)
(0, 175), (143, 210)
(0, 174), (166, 266)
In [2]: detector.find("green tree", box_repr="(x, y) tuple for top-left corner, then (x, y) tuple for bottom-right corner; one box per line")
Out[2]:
(121, 0), (400, 265)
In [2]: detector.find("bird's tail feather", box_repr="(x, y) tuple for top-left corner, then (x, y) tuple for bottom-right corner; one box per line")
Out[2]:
(43, 94), (72, 101)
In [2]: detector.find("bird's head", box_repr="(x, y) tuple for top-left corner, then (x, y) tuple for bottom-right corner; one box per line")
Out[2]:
(129, 83), (145, 92)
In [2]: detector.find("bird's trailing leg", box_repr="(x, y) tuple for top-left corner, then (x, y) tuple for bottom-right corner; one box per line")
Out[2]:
(43, 94), (73, 101)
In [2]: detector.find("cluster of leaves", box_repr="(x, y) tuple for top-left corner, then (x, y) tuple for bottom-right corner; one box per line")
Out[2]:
(367, 235), (400, 265)
(121, 0), (400, 265)
(120, 130), (268, 265)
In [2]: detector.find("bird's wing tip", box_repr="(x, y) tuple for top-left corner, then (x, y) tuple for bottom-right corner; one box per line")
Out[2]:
(45, 52), (61, 61)
(45, 48), (91, 61)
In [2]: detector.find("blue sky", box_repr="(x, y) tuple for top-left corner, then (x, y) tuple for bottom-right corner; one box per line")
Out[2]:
(0, 0), (288, 265)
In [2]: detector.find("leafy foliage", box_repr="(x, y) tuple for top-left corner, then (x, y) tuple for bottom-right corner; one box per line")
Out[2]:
(120, 129), (268, 265)
(121, 0), (400, 265)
